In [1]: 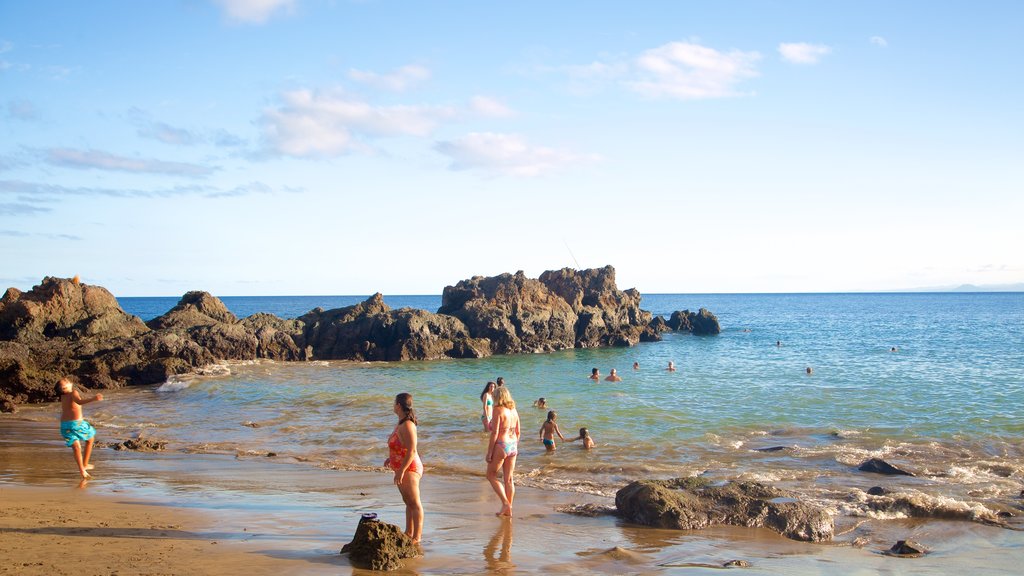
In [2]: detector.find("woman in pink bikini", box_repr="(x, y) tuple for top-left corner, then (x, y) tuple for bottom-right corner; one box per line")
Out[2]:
(485, 386), (520, 517)
(388, 392), (423, 543)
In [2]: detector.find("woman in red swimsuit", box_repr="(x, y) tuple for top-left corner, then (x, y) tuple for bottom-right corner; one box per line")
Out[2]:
(388, 392), (423, 544)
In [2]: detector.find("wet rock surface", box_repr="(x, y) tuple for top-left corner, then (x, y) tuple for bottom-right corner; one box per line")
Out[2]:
(109, 439), (167, 451)
(615, 478), (834, 542)
(340, 515), (419, 570)
(884, 539), (927, 557)
(858, 458), (915, 476)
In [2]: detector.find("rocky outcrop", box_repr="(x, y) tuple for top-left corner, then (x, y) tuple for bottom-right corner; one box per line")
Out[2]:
(240, 313), (308, 361)
(538, 266), (652, 347)
(858, 458), (915, 476)
(1, 268), (720, 410)
(340, 515), (419, 570)
(0, 277), (148, 342)
(438, 272), (578, 353)
(666, 308), (721, 335)
(615, 478), (834, 542)
(300, 294), (491, 361)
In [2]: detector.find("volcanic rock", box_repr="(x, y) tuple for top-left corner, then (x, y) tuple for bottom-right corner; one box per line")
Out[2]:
(340, 515), (419, 571)
(439, 272), (577, 354)
(615, 479), (834, 542)
(858, 458), (915, 476)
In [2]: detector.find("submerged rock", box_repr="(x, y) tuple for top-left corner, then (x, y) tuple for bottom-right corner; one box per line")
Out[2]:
(615, 479), (834, 542)
(340, 514), (419, 571)
(867, 486), (888, 496)
(858, 458), (915, 476)
(723, 559), (751, 568)
(110, 439), (167, 451)
(885, 539), (927, 557)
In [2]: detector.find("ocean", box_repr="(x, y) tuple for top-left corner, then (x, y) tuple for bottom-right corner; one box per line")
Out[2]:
(90, 293), (1024, 526)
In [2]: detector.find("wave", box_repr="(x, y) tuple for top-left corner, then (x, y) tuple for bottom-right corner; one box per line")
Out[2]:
(843, 488), (1006, 525)
(156, 376), (192, 393)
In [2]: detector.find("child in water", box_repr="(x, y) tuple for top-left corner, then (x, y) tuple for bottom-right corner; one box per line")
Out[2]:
(538, 411), (566, 451)
(533, 397), (547, 409)
(56, 377), (103, 479)
(567, 427), (595, 449)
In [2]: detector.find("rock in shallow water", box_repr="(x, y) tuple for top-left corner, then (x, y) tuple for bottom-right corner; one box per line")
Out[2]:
(614, 479), (834, 542)
(885, 539), (927, 557)
(858, 458), (915, 476)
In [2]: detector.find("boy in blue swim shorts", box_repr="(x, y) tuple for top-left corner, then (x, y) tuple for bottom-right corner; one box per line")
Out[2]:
(56, 378), (103, 479)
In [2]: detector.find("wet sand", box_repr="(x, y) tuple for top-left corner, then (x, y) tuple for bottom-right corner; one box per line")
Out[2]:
(2, 417), (1022, 574)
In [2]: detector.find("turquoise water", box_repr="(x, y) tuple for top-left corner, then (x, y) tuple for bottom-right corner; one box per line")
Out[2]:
(99, 292), (1024, 521)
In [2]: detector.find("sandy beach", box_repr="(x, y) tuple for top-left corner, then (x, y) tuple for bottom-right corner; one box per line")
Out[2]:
(3, 416), (1023, 575)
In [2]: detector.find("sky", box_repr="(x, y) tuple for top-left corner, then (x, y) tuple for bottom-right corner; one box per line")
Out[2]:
(1, 1), (1022, 296)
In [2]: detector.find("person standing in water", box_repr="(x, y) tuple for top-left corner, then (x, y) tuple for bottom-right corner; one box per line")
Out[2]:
(539, 411), (566, 451)
(480, 381), (496, 431)
(56, 377), (102, 479)
(605, 368), (622, 382)
(486, 386), (520, 517)
(388, 393), (423, 544)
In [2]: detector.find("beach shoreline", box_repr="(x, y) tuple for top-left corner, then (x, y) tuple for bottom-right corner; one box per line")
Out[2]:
(4, 416), (1023, 574)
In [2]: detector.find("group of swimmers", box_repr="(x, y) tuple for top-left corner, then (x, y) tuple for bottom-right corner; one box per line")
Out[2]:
(589, 360), (678, 382)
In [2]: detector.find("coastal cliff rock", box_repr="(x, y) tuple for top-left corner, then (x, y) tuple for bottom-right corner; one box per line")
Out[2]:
(615, 478), (834, 542)
(0, 268), (720, 410)
(241, 313), (308, 361)
(539, 266), (652, 347)
(438, 272), (578, 353)
(667, 308), (721, 335)
(0, 276), (148, 342)
(340, 515), (419, 570)
(301, 294), (491, 361)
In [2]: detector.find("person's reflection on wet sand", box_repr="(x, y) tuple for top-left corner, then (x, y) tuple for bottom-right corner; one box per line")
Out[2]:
(483, 518), (514, 572)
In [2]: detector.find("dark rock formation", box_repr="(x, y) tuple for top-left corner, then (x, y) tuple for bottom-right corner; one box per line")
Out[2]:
(885, 540), (927, 557)
(858, 458), (915, 476)
(867, 486), (888, 496)
(1, 267), (720, 410)
(340, 515), (419, 570)
(0, 277), (148, 342)
(240, 313), (308, 361)
(439, 272), (578, 353)
(666, 308), (721, 335)
(538, 266), (652, 348)
(754, 446), (788, 453)
(615, 479), (834, 542)
(110, 439), (167, 451)
(301, 294), (490, 361)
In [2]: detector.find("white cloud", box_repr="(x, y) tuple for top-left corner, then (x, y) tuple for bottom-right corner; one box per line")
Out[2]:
(213, 0), (296, 24)
(0, 41), (12, 54)
(469, 96), (514, 118)
(778, 42), (832, 64)
(870, 36), (888, 48)
(627, 41), (761, 99)
(45, 148), (215, 177)
(435, 132), (594, 177)
(348, 65), (431, 92)
(259, 89), (456, 157)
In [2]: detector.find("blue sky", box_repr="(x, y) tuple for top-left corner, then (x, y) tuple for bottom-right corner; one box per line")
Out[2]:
(1, 1), (1021, 296)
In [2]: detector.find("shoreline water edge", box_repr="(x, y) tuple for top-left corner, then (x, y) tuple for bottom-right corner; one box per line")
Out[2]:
(2, 273), (1023, 572)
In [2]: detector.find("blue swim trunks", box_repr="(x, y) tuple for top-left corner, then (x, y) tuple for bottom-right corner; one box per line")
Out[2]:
(60, 420), (96, 447)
